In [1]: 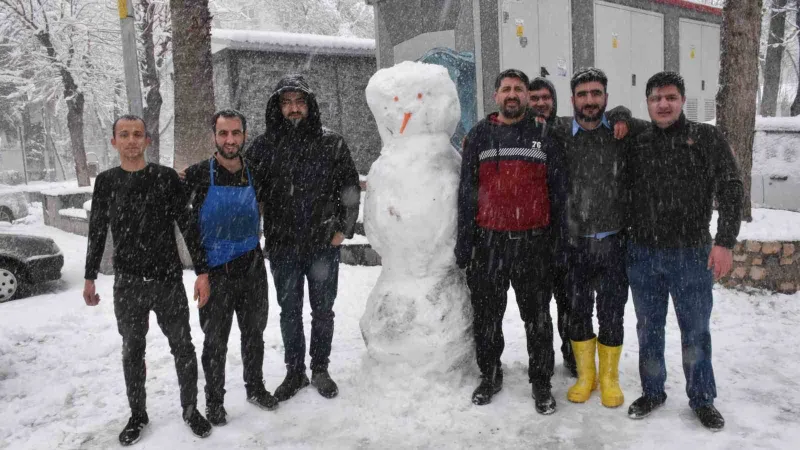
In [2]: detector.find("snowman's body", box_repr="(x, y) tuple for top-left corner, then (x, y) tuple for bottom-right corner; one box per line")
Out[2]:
(360, 61), (474, 378)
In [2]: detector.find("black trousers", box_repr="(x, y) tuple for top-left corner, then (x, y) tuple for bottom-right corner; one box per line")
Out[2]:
(566, 233), (629, 347)
(466, 229), (554, 387)
(270, 246), (340, 372)
(113, 275), (198, 415)
(551, 264), (573, 361)
(200, 250), (269, 405)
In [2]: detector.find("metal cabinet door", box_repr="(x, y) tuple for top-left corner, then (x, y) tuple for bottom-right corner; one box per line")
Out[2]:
(537, 0), (573, 116)
(594, 2), (632, 114)
(679, 20), (703, 121)
(764, 175), (800, 212)
(701, 24), (721, 121)
(499, 0), (540, 81)
(630, 10), (664, 119)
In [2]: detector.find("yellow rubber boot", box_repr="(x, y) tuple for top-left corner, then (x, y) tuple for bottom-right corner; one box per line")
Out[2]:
(597, 343), (625, 408)
(567, 338), (597, 403)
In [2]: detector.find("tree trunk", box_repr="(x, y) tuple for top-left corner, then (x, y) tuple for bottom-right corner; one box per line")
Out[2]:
(717, 0), (762, 222)
(791, 0), (800, 116)
(169, 0), (215, 170)
(139, 0), (163, 164)
(35, 31), (90, 186)
(761, 0), (787, 117)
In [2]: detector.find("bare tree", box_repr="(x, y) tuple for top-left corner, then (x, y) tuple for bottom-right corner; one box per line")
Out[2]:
(137, 0), (171, 164)
(762, 0), (788, 116)
(717, 0), (763, 221)
(169, 0), (215, 170)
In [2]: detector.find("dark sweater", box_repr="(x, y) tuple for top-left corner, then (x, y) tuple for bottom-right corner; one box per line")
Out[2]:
(626, 114), (743, 249)
(85, 163), (207, 280)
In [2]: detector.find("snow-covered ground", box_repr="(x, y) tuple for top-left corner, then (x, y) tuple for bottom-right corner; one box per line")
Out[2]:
(1, 207), (799, 449)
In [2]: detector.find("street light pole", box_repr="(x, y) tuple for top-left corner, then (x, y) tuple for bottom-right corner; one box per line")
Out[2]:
(118, 0), (144, 117)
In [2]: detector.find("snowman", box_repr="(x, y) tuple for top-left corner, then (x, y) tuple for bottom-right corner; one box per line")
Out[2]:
(360, 61), (475, 380)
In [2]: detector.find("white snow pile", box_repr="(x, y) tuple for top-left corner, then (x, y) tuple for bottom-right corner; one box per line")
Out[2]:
(361, 61), (474, 384)
(58, 208), (88, 220)
(712, 208), (800, 241)
(211, 29), (374, 56)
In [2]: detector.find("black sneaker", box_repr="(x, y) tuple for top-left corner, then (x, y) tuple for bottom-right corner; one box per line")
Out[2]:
(311, 370), (339, 399)
(247, 390), (280, 410)
(532, 385), (557, 415)
(694, 404), (725, 431)
(119, 413), (149, 446)
(628, 393), (668, 419)
(183, 407), (212, 438)
(205, 403), (227, 426)
(471, 373), (503, 406)
(274, 371), (310, 402)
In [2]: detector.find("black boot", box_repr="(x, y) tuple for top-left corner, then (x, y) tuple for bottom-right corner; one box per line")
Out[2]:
(311, 370), (339, 399)
(563, 350), (578, 378)
(471, 370), (503, 406)
(205, 403), (227, 426)
(628, 393), (668, 419)
(183, 406), (212, 438)
(247, 388), (279, 411)
(532, 385), (556, 415)
(119, 412), (149, 446)
(694, 404), (725, 431)
(274, 370), (310, 402)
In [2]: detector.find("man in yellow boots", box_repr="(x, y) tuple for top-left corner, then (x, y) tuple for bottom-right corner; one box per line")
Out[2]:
(557, 68), (631, 408)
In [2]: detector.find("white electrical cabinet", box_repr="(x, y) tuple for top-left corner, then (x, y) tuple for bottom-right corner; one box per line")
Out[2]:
(594, 1), (664, 119)
(498, 0), (573, 115)
(679, 19), (720, 122)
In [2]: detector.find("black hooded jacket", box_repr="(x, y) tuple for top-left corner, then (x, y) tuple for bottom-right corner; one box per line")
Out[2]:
(245, 75), (361, 254)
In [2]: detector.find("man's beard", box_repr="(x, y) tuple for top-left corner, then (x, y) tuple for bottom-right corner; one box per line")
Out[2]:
(532, 105), (552, 119)
(575, 104), (606, 122)
(502, 99), (525, 119)
(216, 143), (243, 160)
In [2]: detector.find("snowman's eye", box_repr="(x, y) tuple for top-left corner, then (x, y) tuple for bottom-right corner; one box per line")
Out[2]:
(393, 96), (399, 102)
(417, 93), (423, 99)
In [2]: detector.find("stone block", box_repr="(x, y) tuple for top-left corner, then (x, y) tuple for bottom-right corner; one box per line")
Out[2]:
(752, 257), (763, 266)
(733, 242), (743, 252)
(779, 282), (796, 293)
(745, 241), (762, 253)
(781, 258), (794, 266)
(733, 253), (748, 262)
(762, 242), (782, 255)
(750, 267), (766, 281)
(731, 266), (747, 279)
(784, 243), (796, 257)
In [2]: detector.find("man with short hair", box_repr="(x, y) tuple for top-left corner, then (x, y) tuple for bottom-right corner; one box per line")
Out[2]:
(84, 115), (212, 445)
(625, 71), (742, 430)
(246, 75), (361, 402)
(182, 109), (278, 426)
(457, 69), (567, 414)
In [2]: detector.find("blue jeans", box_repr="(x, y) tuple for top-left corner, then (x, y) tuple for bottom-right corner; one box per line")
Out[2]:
(270, 246), (340, 372)
(627, 243), (716, 409)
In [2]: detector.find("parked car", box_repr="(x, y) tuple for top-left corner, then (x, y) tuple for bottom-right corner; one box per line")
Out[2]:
(0, 191), (29, 222)
(0, 233), (63, 302)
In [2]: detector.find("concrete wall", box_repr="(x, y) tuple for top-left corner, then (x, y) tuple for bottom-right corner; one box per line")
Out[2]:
(212, 49), (380, 174)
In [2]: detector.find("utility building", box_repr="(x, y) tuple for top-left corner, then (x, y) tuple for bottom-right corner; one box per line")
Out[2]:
(366, 0), (722, 125)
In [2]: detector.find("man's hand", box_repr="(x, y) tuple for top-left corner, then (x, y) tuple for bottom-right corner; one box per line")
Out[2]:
(177, 168), (187, 181)
(708, 245), (733, 280)
(614, 121), (629, 140)
(194, 274), (210, 308)
(331, 232), (345, 247)
(83, 279), (100, 306)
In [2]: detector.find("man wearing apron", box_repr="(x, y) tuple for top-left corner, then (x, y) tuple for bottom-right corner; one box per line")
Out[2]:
(183, 109), (277, 426)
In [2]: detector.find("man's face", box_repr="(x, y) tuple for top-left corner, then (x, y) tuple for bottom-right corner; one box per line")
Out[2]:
(529, 87), (554, 118)
(571, 81), (608, 122)
(494, 77), (528, 120)
(647, 85), (685, 129)
(111, 119), (149, 161)
(214, 116), (246, 160)
(280, 91), (309, 125)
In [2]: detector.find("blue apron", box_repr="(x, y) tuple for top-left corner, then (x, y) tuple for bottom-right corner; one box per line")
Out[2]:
(199, 158), (260, 268)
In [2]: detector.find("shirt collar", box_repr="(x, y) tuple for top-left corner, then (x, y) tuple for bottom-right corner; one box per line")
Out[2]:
(572, 114), (611, 136)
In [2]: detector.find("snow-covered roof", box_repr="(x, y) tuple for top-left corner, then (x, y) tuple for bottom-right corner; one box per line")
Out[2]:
(755, 116), (800, 132)
(211, 29), (376, 57)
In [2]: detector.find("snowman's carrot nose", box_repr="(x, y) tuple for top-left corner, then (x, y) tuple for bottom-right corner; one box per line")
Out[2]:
(399, 112), (412, 134)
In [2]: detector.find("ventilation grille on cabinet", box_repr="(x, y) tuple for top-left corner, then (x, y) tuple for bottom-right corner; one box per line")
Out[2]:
(704, 99), (716, 122)
(685, 98), (699, 121)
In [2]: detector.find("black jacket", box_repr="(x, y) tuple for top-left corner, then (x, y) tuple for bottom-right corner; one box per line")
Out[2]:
(455, 111), (568, 268)
(245, 75), (361, 254)
(626, 113), (742, 249)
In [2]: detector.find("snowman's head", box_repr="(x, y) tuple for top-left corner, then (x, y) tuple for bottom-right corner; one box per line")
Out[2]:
(366, 61), (460, 142)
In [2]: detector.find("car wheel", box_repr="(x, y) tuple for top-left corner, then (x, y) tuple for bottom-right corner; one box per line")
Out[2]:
(0, 265), (25, 302)
(0, 207), (13, 223)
